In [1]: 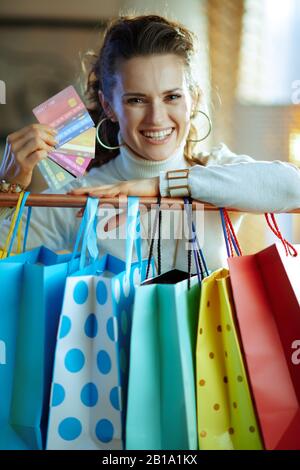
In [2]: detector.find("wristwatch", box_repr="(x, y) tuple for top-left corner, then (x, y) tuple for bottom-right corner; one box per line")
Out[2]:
(0, 179), (24, 193)
(165, 169), (190, 197)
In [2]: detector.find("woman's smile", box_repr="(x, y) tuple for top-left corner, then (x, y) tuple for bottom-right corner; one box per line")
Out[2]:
(139, 127), (175, 144)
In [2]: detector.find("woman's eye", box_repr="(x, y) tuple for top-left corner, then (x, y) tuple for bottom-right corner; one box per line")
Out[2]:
(127, 97), (144, 104)
(167, 94), (181, 101)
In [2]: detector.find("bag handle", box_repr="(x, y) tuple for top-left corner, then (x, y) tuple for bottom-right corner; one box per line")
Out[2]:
(145, 197), (209, 287)
(220, 208), (298, 258)
(146, 196), (162, 279)
(264, 213), (297, 257)
(7, 191), (31, 257)
(125, 196), (142, 280)
(1, 191), (31, 259)
(70, 196), (142, 276)
(69, 196), (99, 273)
(1, 192), (24, 258)
(184, 197), (209, 287)
(220, 208), (242, 258)
(23, 206), (32, 253)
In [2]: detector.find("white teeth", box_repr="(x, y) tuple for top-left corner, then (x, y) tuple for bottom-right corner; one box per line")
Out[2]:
(141, 128), (173, 139)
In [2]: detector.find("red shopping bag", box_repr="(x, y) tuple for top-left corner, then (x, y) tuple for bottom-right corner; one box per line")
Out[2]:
(228, 243), (300, 450)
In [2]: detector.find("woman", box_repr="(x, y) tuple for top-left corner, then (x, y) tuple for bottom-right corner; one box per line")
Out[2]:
(1, 14), (300, 272)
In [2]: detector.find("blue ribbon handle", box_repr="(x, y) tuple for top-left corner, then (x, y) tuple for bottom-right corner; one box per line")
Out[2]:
(23, 206), (32, 253)
(125, 196), (142, 280)
(80, 197), (99, 269)
(7, 191), (30, 257)
(69, 196), (99, 273)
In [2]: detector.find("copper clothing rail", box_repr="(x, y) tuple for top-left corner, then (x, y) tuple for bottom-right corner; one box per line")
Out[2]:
(0, 193), (300, 213)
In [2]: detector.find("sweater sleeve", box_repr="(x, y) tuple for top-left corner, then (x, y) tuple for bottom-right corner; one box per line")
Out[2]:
(160, 143), (300, 212)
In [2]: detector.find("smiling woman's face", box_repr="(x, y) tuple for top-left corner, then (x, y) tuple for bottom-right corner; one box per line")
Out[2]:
(104, 54), (194, 161)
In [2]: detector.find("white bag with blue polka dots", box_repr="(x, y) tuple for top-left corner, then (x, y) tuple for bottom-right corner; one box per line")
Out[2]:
(46, 197), (154, 449)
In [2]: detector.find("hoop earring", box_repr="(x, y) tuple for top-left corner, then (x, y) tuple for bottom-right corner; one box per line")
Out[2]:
(187, 110), (212, 143)
(96, 117), (122, 150)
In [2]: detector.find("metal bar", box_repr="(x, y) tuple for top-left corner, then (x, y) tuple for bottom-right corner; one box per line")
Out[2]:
(0, 193), (300, 213)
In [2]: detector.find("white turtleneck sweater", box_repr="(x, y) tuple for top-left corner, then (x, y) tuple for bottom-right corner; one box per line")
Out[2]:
(1, 141), (300, 273)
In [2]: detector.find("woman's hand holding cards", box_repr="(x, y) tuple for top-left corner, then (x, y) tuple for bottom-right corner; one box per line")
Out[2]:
(0, 123), (57, 189)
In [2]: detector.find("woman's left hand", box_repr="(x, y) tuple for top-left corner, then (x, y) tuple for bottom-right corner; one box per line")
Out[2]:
(69, 177), (160, 230)
(70, 177), (159, 198)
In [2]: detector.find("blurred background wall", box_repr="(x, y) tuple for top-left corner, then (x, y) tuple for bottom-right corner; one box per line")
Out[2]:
(0, 0), (300, 249)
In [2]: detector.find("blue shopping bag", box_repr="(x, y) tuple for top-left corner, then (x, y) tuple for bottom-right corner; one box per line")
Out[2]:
(0, 196), (97, 449)
(0, 262), (27, 449)
(46, 197), (155, 450)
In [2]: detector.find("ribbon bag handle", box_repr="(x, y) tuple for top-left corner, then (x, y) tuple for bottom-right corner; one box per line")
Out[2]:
(145, 197), (209, 287)
(23, 206), (32, 253)
(146, 196), (162, 280)
(1, 191), (31, 259)
(7, 191), (31, 257)
(125, 196), (142, 280)
(264, 213), (298, 257)
(1, 192), (24, 259)
(69, 196), (99, 273)
(184, 197), (209, 287)
(220, 208), (242, 258)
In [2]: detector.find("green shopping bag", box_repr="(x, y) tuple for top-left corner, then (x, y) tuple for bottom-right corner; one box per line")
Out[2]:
(126, 270), (200, 450)
(126, 198), (206, 450)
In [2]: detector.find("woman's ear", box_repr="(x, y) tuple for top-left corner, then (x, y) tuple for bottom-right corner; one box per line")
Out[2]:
(98, 90), (118, 123)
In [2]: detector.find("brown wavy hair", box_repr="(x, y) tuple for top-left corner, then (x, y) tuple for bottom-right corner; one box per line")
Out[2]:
(84, 14), (203, 170)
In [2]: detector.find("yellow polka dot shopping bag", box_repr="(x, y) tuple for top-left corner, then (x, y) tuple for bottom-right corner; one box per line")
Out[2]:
(46, 197), (154, 450)
(196, 268), (263, 450)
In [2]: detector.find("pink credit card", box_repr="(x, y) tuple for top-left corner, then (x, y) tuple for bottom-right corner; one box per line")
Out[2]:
(33, 85), (85, 127)
(49, 152), (92, 177)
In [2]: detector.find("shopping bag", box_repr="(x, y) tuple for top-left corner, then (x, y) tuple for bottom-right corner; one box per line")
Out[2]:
(228, 242), (300, 450)
(126, 198), (205, 450)
(0, 261), (27, 449)
(0, 249), (83, 450)
(126, 270), (200, 450)
(47, 197), (155, 450)
(196, 268), (263, 450)
(0, 197), (95, 450)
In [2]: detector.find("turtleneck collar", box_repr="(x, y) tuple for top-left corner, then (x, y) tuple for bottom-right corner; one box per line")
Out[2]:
(114, 131), (188, 179)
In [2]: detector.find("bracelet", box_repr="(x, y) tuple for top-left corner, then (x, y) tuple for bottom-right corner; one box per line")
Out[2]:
(166, 169), (190, 197)
(0, 179), (24, 193)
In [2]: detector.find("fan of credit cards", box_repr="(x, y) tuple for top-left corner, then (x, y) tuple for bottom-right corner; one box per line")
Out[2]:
(33, 85), (96, 190)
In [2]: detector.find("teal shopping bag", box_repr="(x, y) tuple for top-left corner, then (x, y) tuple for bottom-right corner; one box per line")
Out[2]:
(126, 199), (207, 450)
(0, 196), (97, 449)
(126, 271), (200, 450)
